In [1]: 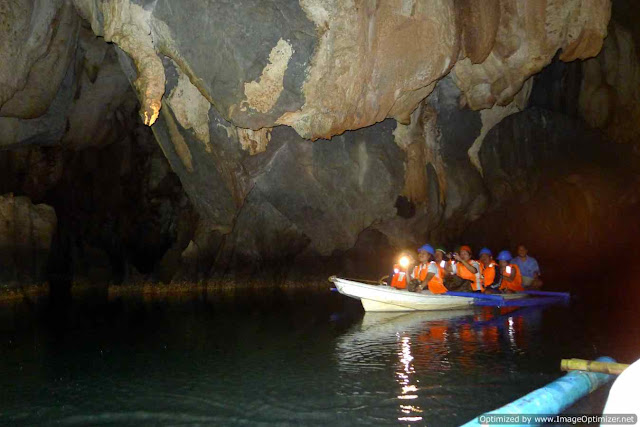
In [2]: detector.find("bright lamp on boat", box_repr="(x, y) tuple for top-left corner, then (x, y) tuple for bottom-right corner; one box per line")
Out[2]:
(399, 256), (410, 268)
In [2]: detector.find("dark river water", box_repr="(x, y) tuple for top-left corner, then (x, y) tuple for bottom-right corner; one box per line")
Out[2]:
(0, 283), (638, 426)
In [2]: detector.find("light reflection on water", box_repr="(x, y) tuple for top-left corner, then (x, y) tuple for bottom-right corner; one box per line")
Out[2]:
(335, 307), (544, 424)
(396, 335), (422, 422)
(0, 290), (633, 426)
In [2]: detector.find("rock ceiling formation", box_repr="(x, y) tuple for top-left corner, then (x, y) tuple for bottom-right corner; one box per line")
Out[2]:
(3, 0), (640, 282)
(2, 0), (612, 140)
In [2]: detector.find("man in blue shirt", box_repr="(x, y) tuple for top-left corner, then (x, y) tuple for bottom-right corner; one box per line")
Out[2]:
(511, 245), (543, 289)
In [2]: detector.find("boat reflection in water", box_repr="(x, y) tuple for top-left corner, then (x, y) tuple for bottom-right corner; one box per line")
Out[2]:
(335, 307), (544, 424)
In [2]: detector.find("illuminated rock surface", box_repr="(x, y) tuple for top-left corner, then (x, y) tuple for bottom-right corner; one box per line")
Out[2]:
(1, 0), (639, 285)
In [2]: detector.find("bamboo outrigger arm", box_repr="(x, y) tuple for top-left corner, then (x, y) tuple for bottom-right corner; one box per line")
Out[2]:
(561, 358), (630, 375)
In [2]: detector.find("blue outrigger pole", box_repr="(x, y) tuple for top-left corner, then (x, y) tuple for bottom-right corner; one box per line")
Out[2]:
(461, 356), (616, 426)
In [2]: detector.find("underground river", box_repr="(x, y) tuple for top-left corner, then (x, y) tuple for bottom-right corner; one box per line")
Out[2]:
(1, 276), (637, 426)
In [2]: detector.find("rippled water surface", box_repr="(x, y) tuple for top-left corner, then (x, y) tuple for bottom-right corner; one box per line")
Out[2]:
(0, 285), (637, 426)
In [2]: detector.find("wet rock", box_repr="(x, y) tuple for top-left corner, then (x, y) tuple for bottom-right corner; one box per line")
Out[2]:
(479, 107), (604, 204)
(208, 119), (405, 280)
(0, 0), (66, 107)
(0, 1), (79, 118)
(0, 58), (76, 150)
(1, 0), (637, 285)
(579, 21), (640, 145)
(0, 29), (142, 152)
(0, 194), (56, 285)
(452, 0), (611, 111)
(65, 0), (611, 139)
(0, 119), (189, 285)
(63, 28), (139, 150)
(374, 76), (488, 249)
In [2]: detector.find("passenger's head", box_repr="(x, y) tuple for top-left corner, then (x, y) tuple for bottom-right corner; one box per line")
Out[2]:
(517, 245), (528, 258)
(417, 244), (435, 263)
(435, 248), (446, 262)
(478, 248), (492, 265)
(459, 245), (472, 261)
(496, 250), (513, 268)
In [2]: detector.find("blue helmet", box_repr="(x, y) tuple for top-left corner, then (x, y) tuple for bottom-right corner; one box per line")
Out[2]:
(496, 250), (513, 261)
(418, 244), (435, 256)
(478, 247), (492, 257)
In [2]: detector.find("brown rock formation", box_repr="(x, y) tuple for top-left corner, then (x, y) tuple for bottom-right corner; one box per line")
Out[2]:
(277, 0), (460, 139)
(0, 1), (79, 118)
(2, 0), (639, 286)
(394, 104), (447, 206)
(73, 0), (165, 126)
(0, 0), (65, 107)
(580, 21), (640, 145)
(0, 194), (56, 284)
(453, 0), (611, 110)
(58, 0), (612, 141)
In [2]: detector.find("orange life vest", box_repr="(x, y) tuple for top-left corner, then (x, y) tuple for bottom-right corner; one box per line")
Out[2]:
(391, 264), (408, 289)
(500, 263), (524, 292)
(412, 263), (429, 281)
(413, 262), (447, 294)
(457, 260), (483, 291)
(482, 262), (497, 289)
(437, 260), (449, 278)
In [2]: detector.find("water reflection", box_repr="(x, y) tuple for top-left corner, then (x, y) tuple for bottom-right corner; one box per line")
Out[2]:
(396, 335), (422, 422)
(335, 307), (544, 424)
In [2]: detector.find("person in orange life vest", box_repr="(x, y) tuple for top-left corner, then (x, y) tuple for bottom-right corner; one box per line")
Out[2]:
(496, 250), (524, 292)
(478, 247), (501, 293)
(383, 250), (416, 289)
(435, 247), (454, 278)
(451, 245), (483, 292)
(410, 244), (447, 294)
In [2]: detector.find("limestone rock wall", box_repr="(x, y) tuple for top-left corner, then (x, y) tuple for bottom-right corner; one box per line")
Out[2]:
(3, 0), (640, 284)
(463, 107), (640, 279)
(452, 0), (610, 110)
(579, 21), (640, 145)
(0, 124), (189, 286)
(0, 23), (140, 151)
(61, 0), (611, 140)
(0, 194), (56, 284)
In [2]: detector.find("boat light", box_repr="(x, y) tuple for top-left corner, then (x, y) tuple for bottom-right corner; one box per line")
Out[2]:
(399, 256), (410, 268)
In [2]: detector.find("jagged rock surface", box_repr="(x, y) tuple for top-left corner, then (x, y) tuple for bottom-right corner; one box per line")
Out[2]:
(0, 194), (56, 284)
(452, 0), (611, 110)
(579, 21), (640, 145)
(3, 0), (640, 285)
(464, 107), (640, 279)
(64, 0), (611, 139)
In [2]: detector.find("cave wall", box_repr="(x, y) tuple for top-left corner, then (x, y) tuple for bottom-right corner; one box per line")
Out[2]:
(462, 107), (640, 280)
(0, 18), (191, 286)
(0, 120), (189, 286)
(54, 0), (610, 140)
(2, 0), (640, 285)
(0, 194), (56, 285)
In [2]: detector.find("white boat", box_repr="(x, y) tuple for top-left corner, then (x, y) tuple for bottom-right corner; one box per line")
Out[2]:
(330, 277), (528, 312)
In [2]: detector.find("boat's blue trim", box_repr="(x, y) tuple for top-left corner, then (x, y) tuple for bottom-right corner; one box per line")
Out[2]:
(474, 296), (569, 307)
(521, 290), (571, 298)
(461, 356), (616, 426)
(445, 291), (504, 300)
(446, 290), (570, 307)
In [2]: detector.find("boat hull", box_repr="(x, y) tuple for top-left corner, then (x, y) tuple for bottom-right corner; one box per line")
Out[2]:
(332, 278), (475, 312)
(360, 298), (473, 312)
